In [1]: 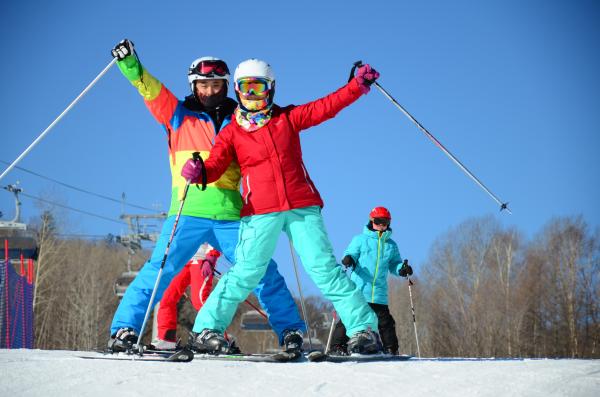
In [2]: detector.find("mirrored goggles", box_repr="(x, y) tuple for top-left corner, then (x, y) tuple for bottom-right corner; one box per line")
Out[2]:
(192, 60), (230, 77)
(236, 78), (272, 96)
(373, 217), (391, 226)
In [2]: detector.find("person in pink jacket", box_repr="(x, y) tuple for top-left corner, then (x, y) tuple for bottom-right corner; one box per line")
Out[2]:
(182, 59), (383, 355)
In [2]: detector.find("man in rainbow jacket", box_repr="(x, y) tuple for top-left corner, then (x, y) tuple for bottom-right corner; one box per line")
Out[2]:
(181, 58), (385, 355)
(108, 40), (305, 353)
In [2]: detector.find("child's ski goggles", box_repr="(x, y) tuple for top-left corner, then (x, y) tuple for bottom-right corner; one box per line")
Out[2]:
(236, 78), (273, 96)
(373, 217), (391, 226)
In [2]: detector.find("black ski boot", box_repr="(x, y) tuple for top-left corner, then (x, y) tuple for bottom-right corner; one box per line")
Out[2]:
(108, 327), (138, 352)
(282, 329), (304, 354)
(189, 329), (230, 354)
(347, 329), (382, 354)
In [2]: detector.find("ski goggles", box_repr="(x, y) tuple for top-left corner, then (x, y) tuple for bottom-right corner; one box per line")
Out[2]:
(236, 78), (272, 97)
(373, 217), (391, 226)
(191, 60), (230, 77)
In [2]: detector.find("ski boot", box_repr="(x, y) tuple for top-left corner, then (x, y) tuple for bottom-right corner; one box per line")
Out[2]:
(149, 338), (178, 351)
(347, 329), (382, 354)
(149, 329), (178, 351)
(282, 329), (304, 354)
(108, 327), (138, 352)
(188, 329), (230, 354)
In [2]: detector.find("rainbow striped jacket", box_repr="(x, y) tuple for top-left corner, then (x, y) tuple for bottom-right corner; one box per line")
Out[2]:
(117, 55), (242, 220)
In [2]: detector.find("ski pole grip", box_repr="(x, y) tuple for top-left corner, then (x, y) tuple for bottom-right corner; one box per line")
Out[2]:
(348, 60), (364, 83)
(192, 152), (207, 191)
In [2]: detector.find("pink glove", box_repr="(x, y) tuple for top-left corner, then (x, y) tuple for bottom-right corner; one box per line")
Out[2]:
(355, 64), (380, 94)
(200, 260), (214, 278)
(181, 158), (204, 183)
(201, 249), (221, 277)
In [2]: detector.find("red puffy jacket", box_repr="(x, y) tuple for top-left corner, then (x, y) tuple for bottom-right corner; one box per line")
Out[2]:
(204, 78), (364, 217)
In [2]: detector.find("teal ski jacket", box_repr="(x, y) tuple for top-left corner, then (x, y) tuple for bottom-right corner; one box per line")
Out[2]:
(344, 226), (403, 305)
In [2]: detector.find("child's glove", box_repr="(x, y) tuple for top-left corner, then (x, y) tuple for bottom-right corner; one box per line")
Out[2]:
(399, 259), (413, 277)
(200, 249), (220, 277)
(341, 255), (356, 270)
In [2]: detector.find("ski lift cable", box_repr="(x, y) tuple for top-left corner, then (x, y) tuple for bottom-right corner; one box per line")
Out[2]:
(13, 190), (127, 225)
(0, 160), (163, 213)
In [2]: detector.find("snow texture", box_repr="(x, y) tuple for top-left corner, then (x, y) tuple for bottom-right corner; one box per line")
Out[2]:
(1, 349), (599, 396)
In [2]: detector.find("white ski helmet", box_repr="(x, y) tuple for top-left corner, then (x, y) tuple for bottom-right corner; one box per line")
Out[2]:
(234, 59), (276, 111)
(188, 56), (230, 93)
(233, 59), (275, 83)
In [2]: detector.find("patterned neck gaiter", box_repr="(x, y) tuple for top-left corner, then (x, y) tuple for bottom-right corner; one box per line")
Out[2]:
(235, 106), (272, 132)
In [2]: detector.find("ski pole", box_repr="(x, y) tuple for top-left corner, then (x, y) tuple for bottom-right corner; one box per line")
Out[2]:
(288, 239), (313, 351)
(349, 61), (511, 214)
(0, 58), (118, 182)
(325, 311), (337, 354)
(135, 153), (206, 352)
(213, 268), (268, 319)
(407, 277), (421, 358)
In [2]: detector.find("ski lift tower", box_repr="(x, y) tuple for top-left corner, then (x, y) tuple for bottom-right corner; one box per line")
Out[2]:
(113, 211), (166, 297)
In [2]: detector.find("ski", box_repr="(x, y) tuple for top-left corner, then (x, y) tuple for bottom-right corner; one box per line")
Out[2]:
(79, 348), (194, 363)
(307, 350), (412, 363)
(194, 350), (302, 363)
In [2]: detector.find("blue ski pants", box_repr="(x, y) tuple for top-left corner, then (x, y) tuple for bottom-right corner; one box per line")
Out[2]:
(192, 206), (378, 337)
(110, 215), (305, 344)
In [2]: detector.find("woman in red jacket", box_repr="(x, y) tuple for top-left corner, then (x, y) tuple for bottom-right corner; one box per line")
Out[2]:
(183, 59), (383, 355)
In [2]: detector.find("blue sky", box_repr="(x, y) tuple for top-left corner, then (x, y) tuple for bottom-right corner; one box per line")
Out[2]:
(1, 1), (599, 296)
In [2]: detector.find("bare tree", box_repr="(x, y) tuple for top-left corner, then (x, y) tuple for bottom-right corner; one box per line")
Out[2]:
(523, 216), (599, 357)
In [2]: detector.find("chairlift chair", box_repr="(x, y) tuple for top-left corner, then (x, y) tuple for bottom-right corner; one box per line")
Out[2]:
(240, 309), (271, 331)
(113, 270), (138, 297)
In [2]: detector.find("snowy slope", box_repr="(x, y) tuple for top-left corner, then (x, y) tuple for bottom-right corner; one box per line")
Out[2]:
(0, 349), (598, 397)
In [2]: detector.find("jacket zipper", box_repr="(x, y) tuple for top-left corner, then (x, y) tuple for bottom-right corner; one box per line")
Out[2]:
(301, 163), (315, 193)
(371, 233), (384, 303)
(244, 174), (251, 204)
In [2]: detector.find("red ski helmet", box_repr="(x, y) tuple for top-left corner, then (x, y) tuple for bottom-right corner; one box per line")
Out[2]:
(369, 206), (391, 220)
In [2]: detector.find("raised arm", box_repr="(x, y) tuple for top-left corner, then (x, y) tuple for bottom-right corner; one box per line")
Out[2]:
(112, 39), (178, 126)
(287, 64), (379, 132)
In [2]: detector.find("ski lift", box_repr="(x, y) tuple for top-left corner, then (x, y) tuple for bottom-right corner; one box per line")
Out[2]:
(113, 242), (139, 298)
(240, 310), (271, 331)
(113, 271), (138, 297)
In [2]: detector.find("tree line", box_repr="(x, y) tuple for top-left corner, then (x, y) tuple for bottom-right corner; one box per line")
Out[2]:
(26, 212), (599, 357)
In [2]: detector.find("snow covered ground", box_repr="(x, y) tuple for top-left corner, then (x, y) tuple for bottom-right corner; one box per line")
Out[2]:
(1, 349), (598, 396)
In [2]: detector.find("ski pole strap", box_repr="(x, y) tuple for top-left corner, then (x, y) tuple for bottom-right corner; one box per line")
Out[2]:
(192, 152), (207, 191)
(348, 60), (364, 83)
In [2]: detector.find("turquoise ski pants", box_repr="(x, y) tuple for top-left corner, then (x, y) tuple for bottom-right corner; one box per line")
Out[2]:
(192, 206), (378, 337)
(111, 215), (305, 344)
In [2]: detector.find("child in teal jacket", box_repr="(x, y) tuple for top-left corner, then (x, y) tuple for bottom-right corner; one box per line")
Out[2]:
(330, 207), (413, 355)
